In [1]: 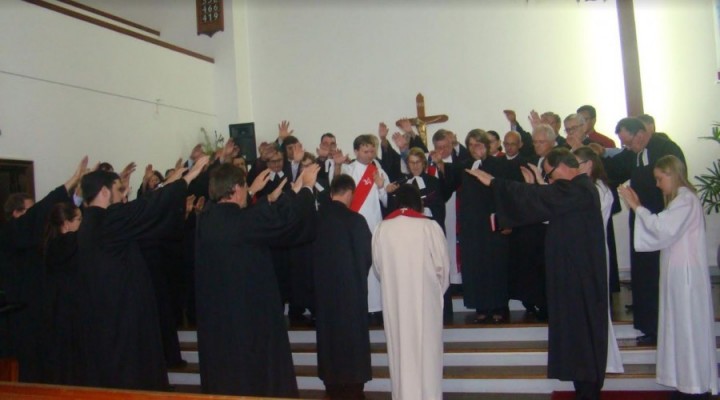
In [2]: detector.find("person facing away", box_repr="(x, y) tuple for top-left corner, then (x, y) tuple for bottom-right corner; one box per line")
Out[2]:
(618, 155), (717, 399)
(372, 184), (450, 400)
(465, 147), (608, 400)
(194, 162), (319, 397)
(313, 174), (373, 400)
(75, 157), (208, 390)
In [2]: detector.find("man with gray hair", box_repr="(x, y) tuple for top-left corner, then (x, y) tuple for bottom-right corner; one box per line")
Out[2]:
(532, 123), (557, 170)
(540, 112), (567, 147)
(564, 113), (592, 150)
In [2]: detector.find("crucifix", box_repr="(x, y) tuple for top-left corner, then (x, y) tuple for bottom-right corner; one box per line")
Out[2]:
(395, 93), (448, 147)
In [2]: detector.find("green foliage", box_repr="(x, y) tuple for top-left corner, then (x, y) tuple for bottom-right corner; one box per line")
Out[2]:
(201, 127), (225, 156)
(696, 122), (720, 214)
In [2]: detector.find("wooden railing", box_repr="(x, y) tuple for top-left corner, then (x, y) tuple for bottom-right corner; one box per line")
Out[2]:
(23, 0), (214, 64)
(0, 382), (299, 400)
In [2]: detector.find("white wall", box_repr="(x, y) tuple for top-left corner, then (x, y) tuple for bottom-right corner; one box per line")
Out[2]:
(245, 0), (626, 149)
(0, 1), (218, 196)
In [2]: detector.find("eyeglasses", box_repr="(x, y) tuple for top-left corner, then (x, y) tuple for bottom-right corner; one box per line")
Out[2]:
(564, 125), (583, 133)
(542, 165), (558, 183)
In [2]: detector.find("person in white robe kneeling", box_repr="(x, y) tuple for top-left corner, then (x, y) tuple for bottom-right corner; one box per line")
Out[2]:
(619, 155), (718, 399)
(372, 184), (450, 400)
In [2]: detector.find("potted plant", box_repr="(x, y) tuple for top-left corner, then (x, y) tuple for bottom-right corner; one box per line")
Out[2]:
(695, 122), (720, 267)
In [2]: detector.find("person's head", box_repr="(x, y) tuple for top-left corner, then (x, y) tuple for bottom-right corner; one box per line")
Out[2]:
(97, 162), (114, 172)
(487, 130), (502, 155)
(541, 112), (562, 135)
(232, 156), (247, 172)
(573, 146), (608, 185)
(209, 164), (248, 207)
(330, 174), (356, 207)
(44, 202), (82, 250)
(615, 117), (650, 153)
(532, 124), (557, 157)
(407, 147), (427, 177)
(266, 146), (285, 173)
(283, 136), (300, 161)
(3, 193), (34, 220)
(394, 184), (423, 213)
(81, 170), (123, 208)
(148, 171), (164, 190)
(564, 113), (587, 142)
(165, 169), (175, 179)
(576, 105), (597, 132)
(502, 131), (522, 158)
(300, 152), (316, 168)
(542, 147), (580, 184)
(653, 155), (696, 206)
(320, 133), (337, 156)
(190, 143), (204, 161)
(431, 129), (452, 159)
(637, 114), (656, 134)
(465, 129), (490, 161)
(353, 134), (377, 165)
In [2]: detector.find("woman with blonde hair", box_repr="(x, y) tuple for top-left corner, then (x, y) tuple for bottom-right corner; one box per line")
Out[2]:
(618, 155), (717, 399)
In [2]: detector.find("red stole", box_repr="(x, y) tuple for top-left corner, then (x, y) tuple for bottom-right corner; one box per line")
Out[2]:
(385, 208), (427, 220)
(349, 162), (378, 212)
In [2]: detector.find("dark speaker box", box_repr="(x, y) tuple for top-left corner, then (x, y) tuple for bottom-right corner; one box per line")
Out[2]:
(228, 122), (257, 164)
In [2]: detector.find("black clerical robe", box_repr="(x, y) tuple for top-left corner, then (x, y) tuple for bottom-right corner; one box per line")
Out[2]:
(0, 185), (71, 382)
(312, 200), (372, 385)
(504, 156), (547, 310)
(491, 174), (608, 384)
(445, 157), (510, 312)
(605, 134), (685, 336)
(75, 180), (188, 390)
(194, 188), (316, 397)
(41, 232), (80, 385)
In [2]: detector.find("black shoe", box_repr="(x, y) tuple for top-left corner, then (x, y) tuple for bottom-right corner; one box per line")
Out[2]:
(635, 334), (656, 345)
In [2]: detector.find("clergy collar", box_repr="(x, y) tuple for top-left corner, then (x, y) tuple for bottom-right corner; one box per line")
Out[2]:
(385, 207), (427, 220)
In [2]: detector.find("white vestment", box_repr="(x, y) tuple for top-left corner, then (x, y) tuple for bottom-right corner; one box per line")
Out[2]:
(596, 181), (624, 373)
(634, 187), (718, 394)
(372, 214), (450, 400)
(342, 160), (389, 312)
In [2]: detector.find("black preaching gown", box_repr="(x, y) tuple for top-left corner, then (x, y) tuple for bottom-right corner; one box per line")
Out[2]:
(312, 200), (373, 385)
(446, 157), (510, 313)
(41, 232), (80, 384)
(491, 175), (608, 385)
(194, 188), (316, 397)
(604, 135), (685, 337)
(75, 180), (188, 390)
(0, 185), (70, 382)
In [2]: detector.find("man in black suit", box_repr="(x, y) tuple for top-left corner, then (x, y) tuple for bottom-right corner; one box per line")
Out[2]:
(605, 117), (685, 345)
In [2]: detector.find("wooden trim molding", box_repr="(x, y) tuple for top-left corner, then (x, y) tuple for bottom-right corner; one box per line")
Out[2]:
(616, 0), (644, 116)
(24, 0), (214, 64)
(56, 0), (161, 36)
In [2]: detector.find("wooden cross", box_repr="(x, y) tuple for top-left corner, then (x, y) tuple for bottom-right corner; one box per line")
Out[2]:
(395, 93), (448, 146)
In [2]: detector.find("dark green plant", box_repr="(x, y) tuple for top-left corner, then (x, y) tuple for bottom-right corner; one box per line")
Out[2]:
(696, 122), (720, 214)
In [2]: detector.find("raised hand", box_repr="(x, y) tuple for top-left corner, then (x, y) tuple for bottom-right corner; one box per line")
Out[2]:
(166, 167), (188, 184)
(529, 110), (542, 129)
(333, 149), (348, 165)
(175, 157), (183, 170)
(296, 163), (320, 193)
(374, 169), (385, 189)
(183, 155), (210, 184)
(378, 122), (389, 141)
(464, 168), (494, 186)
(185, 195), (197, 217)
(520, 163), (547, 185)
(617, 185), (641, 210)
(392, 132), (409, 151)
(64, 155), (89, 192)
(249, 169), (272, 195)
(222, 138), (236, 162)
(120, 162), (137, 182)
(503, 109), (517, 125)
(195, 196), (206, 213)
(268, 178), (287, 203)
(278, 120), (293, 140)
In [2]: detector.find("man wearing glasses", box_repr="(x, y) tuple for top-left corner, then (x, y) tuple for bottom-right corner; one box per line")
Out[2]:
(466, 147), (609, 400)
